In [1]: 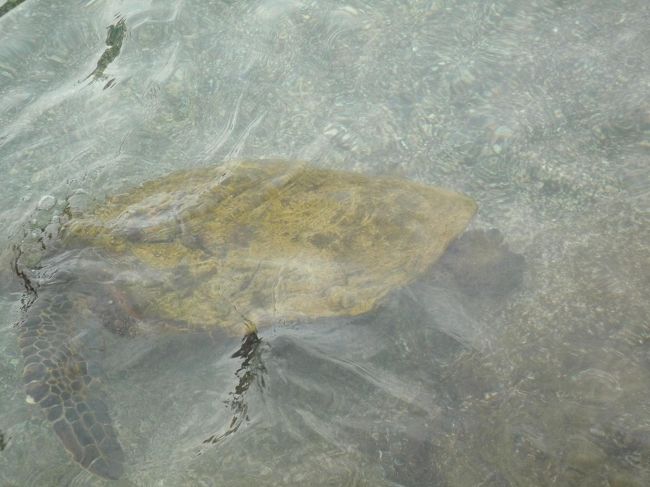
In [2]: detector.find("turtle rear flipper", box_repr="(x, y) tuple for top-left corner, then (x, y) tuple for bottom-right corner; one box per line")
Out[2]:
(19, 293), (125, 479)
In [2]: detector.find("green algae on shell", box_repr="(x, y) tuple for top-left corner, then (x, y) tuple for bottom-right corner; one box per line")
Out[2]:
(62, 159), (477, 334)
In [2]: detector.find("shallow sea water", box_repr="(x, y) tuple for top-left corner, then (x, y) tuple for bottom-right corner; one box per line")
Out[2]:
(0, 0), (649, 485)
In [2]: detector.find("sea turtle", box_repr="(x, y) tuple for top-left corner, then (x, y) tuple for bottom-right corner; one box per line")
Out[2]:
(13, 159), (479, 479)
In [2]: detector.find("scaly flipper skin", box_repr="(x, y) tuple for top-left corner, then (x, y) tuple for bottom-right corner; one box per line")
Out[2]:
(19, 292), (125, 479)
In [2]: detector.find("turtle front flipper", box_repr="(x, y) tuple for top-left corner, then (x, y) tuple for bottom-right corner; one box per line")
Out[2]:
(19, 293), (125, 480)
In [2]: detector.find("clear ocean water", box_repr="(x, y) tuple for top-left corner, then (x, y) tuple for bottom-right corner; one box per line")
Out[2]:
(0, 0), (648, 485)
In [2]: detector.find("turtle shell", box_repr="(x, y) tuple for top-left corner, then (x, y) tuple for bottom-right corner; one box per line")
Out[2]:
(62, 159), (477, 334)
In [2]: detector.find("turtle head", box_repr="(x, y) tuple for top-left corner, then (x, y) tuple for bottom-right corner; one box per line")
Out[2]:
(439, 228), (525, 298)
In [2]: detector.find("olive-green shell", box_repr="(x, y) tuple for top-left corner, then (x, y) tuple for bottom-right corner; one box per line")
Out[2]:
(64, 160), (476, 334)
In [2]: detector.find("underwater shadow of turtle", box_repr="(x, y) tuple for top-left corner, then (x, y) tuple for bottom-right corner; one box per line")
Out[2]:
(18, 291), (125, 480)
